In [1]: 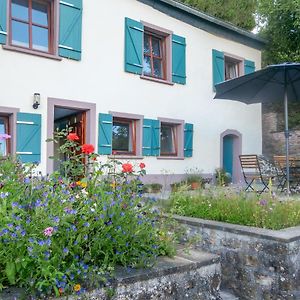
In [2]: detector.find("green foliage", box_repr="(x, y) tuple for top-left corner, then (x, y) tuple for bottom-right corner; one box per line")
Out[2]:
(169, 188), (300, 230)
(0, 136), (176, 297)
(143, 183), (163, 193)
(179, 0), (256, 30)
(257, 0), (300, 65)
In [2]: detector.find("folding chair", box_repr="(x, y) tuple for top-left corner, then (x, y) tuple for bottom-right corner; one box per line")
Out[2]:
(239, 155), (270, 194)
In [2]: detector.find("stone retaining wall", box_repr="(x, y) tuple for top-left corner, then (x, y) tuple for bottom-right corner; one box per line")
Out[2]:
(174, 215), (300, 300)
(0, 249), (221, 300)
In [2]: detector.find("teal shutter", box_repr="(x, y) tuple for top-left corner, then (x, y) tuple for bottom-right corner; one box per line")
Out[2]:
(212, 49), (225, 88)
(184, 123), (193, 158)
(142, 119), (152, 156)
(59, 0), (82, 61)
(16, 113), (41, 163)
(151, 120), (160, 156)
(124, 17), (144, 75)
(244, 60), (255, 75)
(142, 119), (160, 156)
(0, 0), (7, 44)
(172, 34), (186, 84)
(98, 113), (112, 155)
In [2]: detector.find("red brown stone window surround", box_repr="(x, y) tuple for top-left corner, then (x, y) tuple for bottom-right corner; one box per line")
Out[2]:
(158, 117), (184, 159)
(224, 53), (244, 81)
(141, 21), (173, 85)
(0, 106), (19, 156)
(109, 111), (143, 159)
(4, 0), (60, 59)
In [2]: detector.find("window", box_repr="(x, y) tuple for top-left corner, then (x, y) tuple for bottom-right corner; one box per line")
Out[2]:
(160, 123), (177, 156)
(124, 18), (186, 84)
(112, 118), (136, 155)
(0, 116), (10, 156)
(158, 118), (184, 158)
(225, 56), (242, 80)
(10, 0), (53, 53)
(143, 32), (166, 80)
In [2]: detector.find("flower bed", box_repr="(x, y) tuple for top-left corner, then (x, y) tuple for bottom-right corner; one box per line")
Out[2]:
(0, 130), (176, 298)
(169, 189), (300, 229)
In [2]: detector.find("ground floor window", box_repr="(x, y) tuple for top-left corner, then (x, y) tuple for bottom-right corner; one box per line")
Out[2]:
(160, 123), (177, 156)
(112, 118), (136, 155)
(0, 116), (10, 156)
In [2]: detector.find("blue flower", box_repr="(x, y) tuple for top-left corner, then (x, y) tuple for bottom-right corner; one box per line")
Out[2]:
(63, 248), (69, 254)
(24, 177), (30, 184)
(83, 222), (90, 227)
(120, 212), (125, 217)
(27, 246), (33, 252)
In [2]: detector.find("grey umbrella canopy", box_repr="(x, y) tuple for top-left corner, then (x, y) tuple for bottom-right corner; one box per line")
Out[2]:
(214, 62), (300, 193)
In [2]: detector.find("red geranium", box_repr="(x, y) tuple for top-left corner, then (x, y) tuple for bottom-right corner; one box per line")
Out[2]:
(139, 162), (146, 169)
(67, 133), (79, 141)
(81, 144), (95, 154)
(122, 163), (133, 173)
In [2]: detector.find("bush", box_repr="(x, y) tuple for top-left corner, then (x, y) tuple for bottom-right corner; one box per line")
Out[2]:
(0, 131), (176, 298)
(169, 188), (300, 230)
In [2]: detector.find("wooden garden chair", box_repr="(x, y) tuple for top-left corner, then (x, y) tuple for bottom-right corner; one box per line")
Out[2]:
(239, 155), (271, 194)
(273, 155), (300, 191)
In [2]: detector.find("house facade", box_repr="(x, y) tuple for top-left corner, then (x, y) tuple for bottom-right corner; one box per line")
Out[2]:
(0, 0), (264, 183)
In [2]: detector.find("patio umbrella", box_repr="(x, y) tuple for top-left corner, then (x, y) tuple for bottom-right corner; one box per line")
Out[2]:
(214, 62), (300, 193)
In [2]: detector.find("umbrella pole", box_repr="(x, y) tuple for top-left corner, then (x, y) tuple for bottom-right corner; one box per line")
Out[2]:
(284, 86), (290, 195)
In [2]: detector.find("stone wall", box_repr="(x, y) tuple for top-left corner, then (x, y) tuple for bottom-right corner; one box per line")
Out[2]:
(262, 104), (300, 159)
(175, 215), (300, 300)
(0, 250), (221, 300)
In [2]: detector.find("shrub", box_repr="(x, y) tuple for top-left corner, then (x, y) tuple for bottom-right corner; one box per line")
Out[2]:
(0, 131), (176, 298)
(169, 188), (300, 230)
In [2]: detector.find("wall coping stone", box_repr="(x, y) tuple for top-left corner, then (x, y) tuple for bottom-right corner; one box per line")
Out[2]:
(173, 214), (300, 243)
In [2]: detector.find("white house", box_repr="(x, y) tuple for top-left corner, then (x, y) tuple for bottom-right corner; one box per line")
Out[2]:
(0, 0), (265, 183)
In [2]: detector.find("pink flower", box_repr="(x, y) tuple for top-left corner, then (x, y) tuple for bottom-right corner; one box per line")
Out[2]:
(81, 144), (95, 154)
(139, 162), (146, 169)
(0, 134), (11, 140)
(43, 227), (54, 237)
(67, 133), (79, 141)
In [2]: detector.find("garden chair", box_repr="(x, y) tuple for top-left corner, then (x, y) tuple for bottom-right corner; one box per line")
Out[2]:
(273, 155), (298, 191)
(239, 155), (271, 194)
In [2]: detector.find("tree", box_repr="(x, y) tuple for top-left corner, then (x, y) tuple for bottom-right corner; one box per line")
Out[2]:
(257, 0), (300, 65)
(179, 0), (257, 31)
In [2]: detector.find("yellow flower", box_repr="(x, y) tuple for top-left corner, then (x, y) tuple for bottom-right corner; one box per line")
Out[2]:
(110, 182), (116, 188)
(80, 182), (87, 188)
(73, 284), (81, 292)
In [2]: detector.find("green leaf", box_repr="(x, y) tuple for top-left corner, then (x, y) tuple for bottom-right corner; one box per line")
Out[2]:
(5, 262), (16, 285)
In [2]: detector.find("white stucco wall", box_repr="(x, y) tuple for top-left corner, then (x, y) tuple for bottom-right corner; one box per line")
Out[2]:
(0, 0), (262, 176)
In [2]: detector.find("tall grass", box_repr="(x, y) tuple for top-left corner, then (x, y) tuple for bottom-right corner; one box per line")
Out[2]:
(169, 189), (300, 230)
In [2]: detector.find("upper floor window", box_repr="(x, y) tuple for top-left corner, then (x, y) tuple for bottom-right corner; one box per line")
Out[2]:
(225, 56), (242, 80)
(0, 116), (10, 156)
(10, 0), (53, 53)
(124, 17), (186, 85)
(212, 49), (255, 88)
(143, 32), (166, 80)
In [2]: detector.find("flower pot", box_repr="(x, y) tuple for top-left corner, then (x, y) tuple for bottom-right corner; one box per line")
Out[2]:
(191, 182), (201, 190)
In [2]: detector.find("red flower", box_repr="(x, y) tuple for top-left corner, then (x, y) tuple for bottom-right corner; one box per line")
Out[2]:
(82, 144), (95, 154)
(139, 162), (146, 169)
(122, 163), (133, 173)
(67, 133), (79, 141)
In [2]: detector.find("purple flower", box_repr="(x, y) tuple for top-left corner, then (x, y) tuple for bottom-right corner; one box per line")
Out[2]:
(83, 222), (90, 227)
(120, 212), (125, 217)
(63, 248), (69, 254)
(259, 199), (268, 206)
(0, 192), (8, 199)
(24, 178), (31, 184)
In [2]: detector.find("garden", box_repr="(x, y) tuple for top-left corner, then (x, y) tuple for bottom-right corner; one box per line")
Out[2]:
(0, 130), (177, 299)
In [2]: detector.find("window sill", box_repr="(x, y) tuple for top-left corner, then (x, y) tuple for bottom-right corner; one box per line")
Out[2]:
(2, 45), (62, 61)
(140, 75), (174, 86)
(157, 156), (184, 160)
(108, 155), (144, 160)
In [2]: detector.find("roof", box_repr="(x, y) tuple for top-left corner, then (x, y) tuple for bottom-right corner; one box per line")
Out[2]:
(137, 0), (266, 50)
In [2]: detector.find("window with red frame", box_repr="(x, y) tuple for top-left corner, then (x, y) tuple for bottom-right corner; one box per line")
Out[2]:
(112, 118), (136, 155)
(143, 32), (166, 79)
(10, 0), (53, 53)
(0, 116), (10, 156)
(160, 123), (177, 156)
